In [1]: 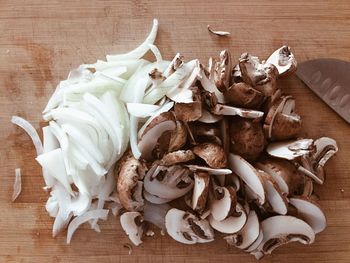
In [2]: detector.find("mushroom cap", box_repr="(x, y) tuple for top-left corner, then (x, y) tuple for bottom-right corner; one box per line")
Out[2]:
(289, 197), (326, 234)
(168, 121), (188, 152)
(228, 154), (265, 204)
(209, 203), (247, 234)
(266, 46), (297, 77)
(165, 208), (215, 244)
(224, 210), (260, 249)
(159, 150), (195, 166)
(257, 215), (315, 257)
(214, 49), (232, 92)
(117, 153), (147, 211)
(224, 82), (265, 109)
(313, 137), (338, 166)
(229, 118), (265, 161)
(120, 212), (144, 246)
(193, 143), (227, 168)
(174, 86), (202, 122)
(192, 172), (210, 213)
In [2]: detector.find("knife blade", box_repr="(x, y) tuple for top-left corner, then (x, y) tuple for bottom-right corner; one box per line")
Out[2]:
(296, 58), (350, 124)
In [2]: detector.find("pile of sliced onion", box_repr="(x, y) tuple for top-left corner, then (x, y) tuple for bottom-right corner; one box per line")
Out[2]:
(11, 18), (194, 243)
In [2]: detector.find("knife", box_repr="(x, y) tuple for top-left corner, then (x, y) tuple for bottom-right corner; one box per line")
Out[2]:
(296, 58), (350, 124)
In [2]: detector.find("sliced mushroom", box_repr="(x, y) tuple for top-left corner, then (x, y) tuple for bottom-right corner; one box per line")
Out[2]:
(168, 121), (188, 152)
(138, 112), (177, 161)
(224, 82), (265, 109)
(211, 104), (264, 119)
(210, 185), (237, 221)
(229, 118), (265, 161)
(190, 123), (222, 145)
(174, 86), (202, 122)
(225, 173), (241, 191)
(164, 53), (184, 77)
(224, 210), (260, 249)
(313, 137), (338, 166)
(193, 143), (227, 169)
(198, 109), (223, 123)
(120, 212), (145, 246)
(266, 46), (297, 77)
(245, 229), (263, 252)
(165, 208), (215, 244)
(264, 96), (302, 140)
(209, 203), (247, 234)
(144, 164), (193, 200)
(228, 154), (265, 204)
(143, 189), (172, 204)
(266, 139), (314, 160)
(239, 53), (279, 96)
(214, 50), (232, 92)
(198, 66), (226, 103)
(289, 197), (326, 234)
(185, 165), (232, 176)
(231, 64), (243, 84)
(255, 215), (315, 259)
(192, 172), (210, 213)
(117, 153), (148, 211)
(256, 158), (304, 195)
(159, 150), (195, 166)
(259, 170), (288, 215)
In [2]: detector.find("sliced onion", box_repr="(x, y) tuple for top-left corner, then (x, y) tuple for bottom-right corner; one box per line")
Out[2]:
(127, 103), (160, 118)
(67, 209), (109, 244)
(12, 168), (22, 202)
(11, 116), (43, 156)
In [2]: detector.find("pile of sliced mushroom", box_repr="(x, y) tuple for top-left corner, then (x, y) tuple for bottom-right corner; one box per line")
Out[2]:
(115, 38), (338, 259)
(12, 19), (338, 259)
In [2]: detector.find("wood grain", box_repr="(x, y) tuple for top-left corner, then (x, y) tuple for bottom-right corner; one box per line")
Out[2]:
(1, 0), (350, 262)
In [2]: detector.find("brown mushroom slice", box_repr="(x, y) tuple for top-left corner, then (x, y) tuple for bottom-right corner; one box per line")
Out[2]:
(224, 82), (265, 109)
(313, 137), (338, 167)
(198, 67), (226, 103)
(266, 139), (314, 160)
(256, 158), (303, 195)
(165, 208), (215, 244)
(192, 172), (210, 213)
(209, 203), (247, 234)
(210, 186), (236, 221)
(168, 121), (188, 152)
(120, 212), (145, 246)
(138, 112), (177, 161)
(214, 50), (232, 92)
(193, 143), (227, 169)
(255, 215), (315, 259)
(198, 109), (223, 123)
(232, 64), (243, 84)
(245, 229), (263, 252)
(289, 197), (326, 234)
(144, 165), (193, 200)
(259, 170), (288, 215)
(190, 123), (221, 145)
(264, 96), (302, 140)
(266, 46), (297, 77)
(229, 118), (265, 161)
(174, 86), (202, 122)
(211, 104), (264, 119)
(238, 53), (279, 96)
(143, 189), (172, 204)
(228, 154), (265, 204)
(224, 210), (260, 249)
(159, 150), (195, 166)
(117, 153), (147, 211)
(185, 165), (232, 176)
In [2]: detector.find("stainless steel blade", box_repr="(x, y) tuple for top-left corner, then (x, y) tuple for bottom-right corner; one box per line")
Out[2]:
(296, 58), (350, 124)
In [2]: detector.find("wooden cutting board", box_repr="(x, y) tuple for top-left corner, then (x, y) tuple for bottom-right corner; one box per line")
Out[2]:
(1, 0), (349, 262)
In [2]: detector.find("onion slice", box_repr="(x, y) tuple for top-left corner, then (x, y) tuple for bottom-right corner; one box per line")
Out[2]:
(12, 168), (22, 202)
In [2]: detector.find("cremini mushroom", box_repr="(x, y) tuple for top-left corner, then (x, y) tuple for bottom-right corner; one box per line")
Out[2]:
(224, 210), (260, 249)
(191, 172), (210, 213)
(168, 121), (188, 152)
(117, 152), (148, 211)
(143, 189), (172, 204)
(266, 46), (297, 77)
(165, 208), (215, 244)
(159, 150), (195, 166)
(210, 104), (264, 119)
(185, 164), (232, 176)
(266, 138), (314, 160)
(239, 53), (279, 96)
(144, 164), (193, 200)
(264, 96), (302, 140)
(214, 50), (232, 92)
(254, 215), (315, 259)
(210, 184), (238, 221)
(193, 143), (227, 169)
(120, 212), (145, 246)
(229, 118), (265, 161)
(224, 82), (265, 109)
(174, 86), (202, 122)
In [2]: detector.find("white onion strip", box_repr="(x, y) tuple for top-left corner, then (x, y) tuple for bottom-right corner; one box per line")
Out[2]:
(12, 168), (22, 202)
(67, 209), (109, 244)
(11, 116), (43, 155)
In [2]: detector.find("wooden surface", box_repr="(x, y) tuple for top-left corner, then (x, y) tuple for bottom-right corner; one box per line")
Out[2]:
(1, 0), (350, 262)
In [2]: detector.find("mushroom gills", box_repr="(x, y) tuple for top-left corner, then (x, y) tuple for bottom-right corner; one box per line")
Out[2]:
(120, 212), (145, 246)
